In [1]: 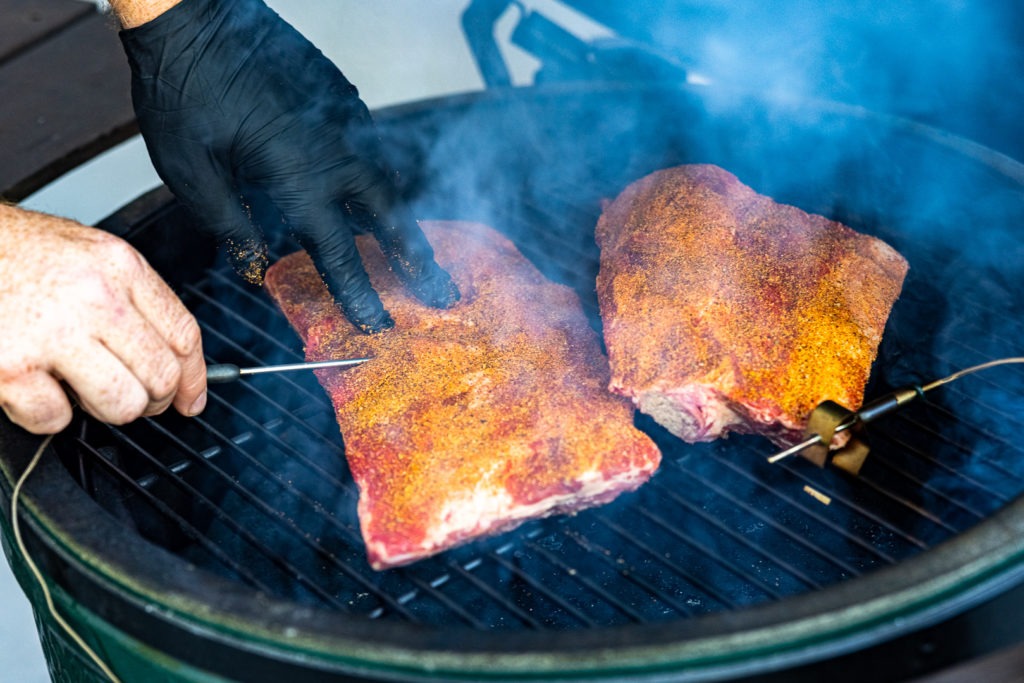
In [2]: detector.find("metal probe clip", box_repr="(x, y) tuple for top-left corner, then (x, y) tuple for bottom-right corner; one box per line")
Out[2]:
(766, 357), (1024, 475)
(206, 357), (373, 384)
(768, 385), (924, 475)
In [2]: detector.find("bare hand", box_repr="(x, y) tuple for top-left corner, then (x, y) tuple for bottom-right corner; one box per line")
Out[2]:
(0, 205), (207, 434)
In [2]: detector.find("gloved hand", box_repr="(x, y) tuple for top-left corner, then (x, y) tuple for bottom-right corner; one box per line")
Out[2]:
(119, 0), (459, 333)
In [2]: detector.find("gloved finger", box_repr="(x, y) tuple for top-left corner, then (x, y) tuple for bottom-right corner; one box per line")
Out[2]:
(278, 197), (393, 333)
(0, 371), (75, 435)
(341, 166), (460, 309)
(372, 203), (461, 310)
(150, 146), (269, 285)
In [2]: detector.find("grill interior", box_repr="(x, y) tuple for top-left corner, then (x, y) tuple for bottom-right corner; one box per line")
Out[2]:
(53, 85), (1024, 633)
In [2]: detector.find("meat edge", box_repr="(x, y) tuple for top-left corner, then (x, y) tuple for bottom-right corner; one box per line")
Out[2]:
(362, 463), (656, 570)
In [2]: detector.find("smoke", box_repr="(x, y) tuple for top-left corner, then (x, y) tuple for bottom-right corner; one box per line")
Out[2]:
(362, 1), (1024, 560)
(567, 1), (1024, 157)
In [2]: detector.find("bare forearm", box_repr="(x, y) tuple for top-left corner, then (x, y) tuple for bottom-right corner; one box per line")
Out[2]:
(107, 0), (186, 28)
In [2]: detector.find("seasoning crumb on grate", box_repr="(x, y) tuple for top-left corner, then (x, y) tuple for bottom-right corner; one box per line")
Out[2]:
(803, 485), (832, 506)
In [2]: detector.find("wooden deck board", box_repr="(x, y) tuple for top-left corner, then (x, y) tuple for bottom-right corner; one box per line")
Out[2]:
(0, 0), (136, 201)
(0, 0), (92, 64)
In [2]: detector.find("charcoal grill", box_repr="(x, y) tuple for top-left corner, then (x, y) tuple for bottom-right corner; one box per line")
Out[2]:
(3, 82), (1024, 682)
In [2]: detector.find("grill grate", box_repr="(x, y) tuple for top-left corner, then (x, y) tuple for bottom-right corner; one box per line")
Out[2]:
(53, 88), (1024, 633)
(56, 230), (1024, 631)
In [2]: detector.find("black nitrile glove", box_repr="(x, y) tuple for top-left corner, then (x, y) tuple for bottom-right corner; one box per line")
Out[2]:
(119, 0), (459, 333)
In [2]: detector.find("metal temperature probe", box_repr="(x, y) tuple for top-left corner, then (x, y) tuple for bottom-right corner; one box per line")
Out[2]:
(768, 357), (1024, 466)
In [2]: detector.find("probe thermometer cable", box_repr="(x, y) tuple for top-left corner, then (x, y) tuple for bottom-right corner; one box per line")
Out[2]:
(11, 432), (122, 683)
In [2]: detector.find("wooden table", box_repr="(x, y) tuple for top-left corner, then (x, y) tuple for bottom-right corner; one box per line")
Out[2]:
(0, 0), (135, 201)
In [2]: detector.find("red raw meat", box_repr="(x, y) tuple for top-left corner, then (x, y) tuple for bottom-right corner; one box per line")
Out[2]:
(595, 164), (909, 447)
(264, 221), (660, 570)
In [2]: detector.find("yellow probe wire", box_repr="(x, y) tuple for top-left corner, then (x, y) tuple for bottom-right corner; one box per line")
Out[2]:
(11, 433), (122, 683)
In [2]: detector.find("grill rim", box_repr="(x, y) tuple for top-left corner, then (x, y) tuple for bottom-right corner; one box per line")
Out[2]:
(3, 82), (1024, 681)
(4, 427), (1024, 681)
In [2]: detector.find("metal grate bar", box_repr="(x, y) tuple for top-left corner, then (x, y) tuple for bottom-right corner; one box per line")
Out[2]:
(883, 420), (1013, 506)
(196, 266), (305, 335)
(180, 397), (350, 504)
(953, 311), (1024, 359)
(926, 394), (1024, 481)
(852, 474), (956, 533)
(873, 433), (1004, 517)
(183, 279), (303, 359)
(74, 437), (276, 595)
(893, 399), (1023, 484)
(200, 384), (351, 497)
(435, 558), (544, 628)
(188, 358), (343, 475)
(390, 574), (492, 629)
(861, 437), (990, 522)
(558, 525), (709, 617)
(644, 478), (817, 594)
(763, 454), (931, 551)
(191, 402), (347, 493)
(139, 415), (421, 620)
(590, 510), (744, 609)
(705, 449), (897, 565)
(669, 458), (867, 577)
(488, 551), (599, 628)
(935, 345), (1024, 475)
(955, 323), (1024, 356)
(102, 425), (352, 608)
(520, 537), (651, 623)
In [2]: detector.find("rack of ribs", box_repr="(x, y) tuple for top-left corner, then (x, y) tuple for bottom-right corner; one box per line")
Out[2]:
(595, 164), (909, 448)
(265, 221), (660, 570)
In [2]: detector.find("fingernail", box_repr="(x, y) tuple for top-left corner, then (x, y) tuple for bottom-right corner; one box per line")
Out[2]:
(188, 391), (207, 416)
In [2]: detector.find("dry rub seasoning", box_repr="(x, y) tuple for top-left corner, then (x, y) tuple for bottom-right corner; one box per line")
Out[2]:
(595, 164), (908, 447)
(264, 221), (661, 570)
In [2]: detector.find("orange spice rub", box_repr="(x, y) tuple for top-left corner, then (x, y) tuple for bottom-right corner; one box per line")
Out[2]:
(265, 221), (660, 570)
(595, 164), (909, 446)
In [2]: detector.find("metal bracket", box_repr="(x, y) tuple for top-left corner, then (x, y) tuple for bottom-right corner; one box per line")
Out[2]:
(803, 400), (871, 476)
